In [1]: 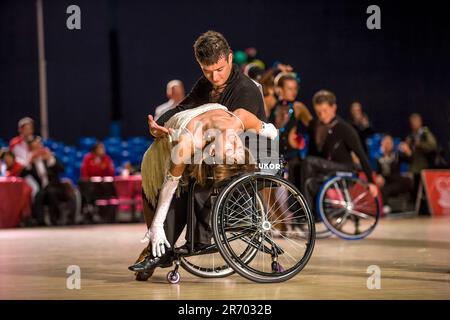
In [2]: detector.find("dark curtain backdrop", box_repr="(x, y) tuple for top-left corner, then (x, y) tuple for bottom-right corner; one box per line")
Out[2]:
(1, 0), (449, 145)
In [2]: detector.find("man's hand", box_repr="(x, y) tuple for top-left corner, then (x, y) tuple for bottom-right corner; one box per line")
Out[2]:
(368, 183), (379, 198)
(374, 175), (385, 188)
(398, 142), (412, 156)
(148, 115), (169, 138)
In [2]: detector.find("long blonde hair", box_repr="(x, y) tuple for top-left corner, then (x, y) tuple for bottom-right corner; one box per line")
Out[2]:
(185, 147), (257, 186)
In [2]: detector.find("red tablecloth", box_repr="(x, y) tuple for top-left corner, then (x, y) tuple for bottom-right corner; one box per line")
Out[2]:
(0, 177), (32, 228)
(113, 175), (143, 212)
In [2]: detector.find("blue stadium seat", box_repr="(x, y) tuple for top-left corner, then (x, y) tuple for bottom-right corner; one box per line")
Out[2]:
(79, 137), (97, 152)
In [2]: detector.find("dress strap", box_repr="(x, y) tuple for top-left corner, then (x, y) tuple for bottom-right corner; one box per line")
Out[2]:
(225, 110), (245, 131)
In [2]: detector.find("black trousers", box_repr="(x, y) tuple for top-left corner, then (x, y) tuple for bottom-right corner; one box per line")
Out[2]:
(33, 184), (74, 225)
(142, 181), (213, 248)
(287, 156), (302, 191)
(381, 176), (413, 203)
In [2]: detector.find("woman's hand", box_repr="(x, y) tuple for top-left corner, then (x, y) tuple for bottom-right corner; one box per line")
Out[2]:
(148, 115), (169, 138)
(149, 224), (171, 257)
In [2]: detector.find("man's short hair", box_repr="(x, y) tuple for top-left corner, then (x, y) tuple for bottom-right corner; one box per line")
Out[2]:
(277, 73), (297, 88)
(409, 112), (422, 120)
(18, 117), (34, 129)
(166, 80), (183, 95)
(0, 149), (15, 160)
(312, 90), (337, 106)
(193, 30), (231, 66)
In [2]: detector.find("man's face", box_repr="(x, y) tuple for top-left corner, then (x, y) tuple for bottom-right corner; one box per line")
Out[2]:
(410, 116), (422, 131)
(20, 123), (34, 137)
(280, 79), (298, 101)
(4, 154), (14, 167)
(381, 136), (394, 154)
(198, 53), (233, 88)
(350, 103), (363, 120)
(314, 103), (337, 125)
(275, 105), (290, 127)
(171, 85), (185, 103)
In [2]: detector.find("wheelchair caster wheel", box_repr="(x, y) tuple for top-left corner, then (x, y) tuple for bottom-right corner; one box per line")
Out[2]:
(167, 271), (180, 284)
(271, 262), (284, 273)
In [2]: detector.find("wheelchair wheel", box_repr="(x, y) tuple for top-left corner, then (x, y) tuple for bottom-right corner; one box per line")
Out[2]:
(180, 243), (234, 278)
(212, 173), (315, 283)
(317, 175), (380, 240)
(310, 221), (333, 239)
(180, 194), (264, 278)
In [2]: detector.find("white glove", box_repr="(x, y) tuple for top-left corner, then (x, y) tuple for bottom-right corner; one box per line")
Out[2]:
(260, 122), (278, 140)
(149, 224), (170, 258)
(140, 173), (181, 257)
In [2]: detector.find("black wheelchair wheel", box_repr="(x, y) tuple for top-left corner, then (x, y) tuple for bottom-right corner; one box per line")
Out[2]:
(317, 175), (381, 240)
(180, 193), (264, 278)
(212, 173), (315, 283)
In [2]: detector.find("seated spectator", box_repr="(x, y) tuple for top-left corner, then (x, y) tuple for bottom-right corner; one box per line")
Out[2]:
(154, 80), (185, 121)
(349, 101), (374, 153)
(374, 135), (413, 213)
(21, 136), (74, 226)
(119, 161), (137, 177)
(80, 141), (115, 178)
(9, 117), (35, 166)
(0, 150), (24, 177)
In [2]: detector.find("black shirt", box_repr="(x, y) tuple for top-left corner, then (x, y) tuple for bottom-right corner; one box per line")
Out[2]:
(157, 64), (266, 126)
(269, 101), (301, 161)
(308, 116), (374, 183)
(376, 152), (407, 182)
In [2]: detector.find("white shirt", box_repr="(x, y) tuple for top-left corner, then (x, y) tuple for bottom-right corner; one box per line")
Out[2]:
(10, 138), (31, 167)
(154, 99), (176, 121)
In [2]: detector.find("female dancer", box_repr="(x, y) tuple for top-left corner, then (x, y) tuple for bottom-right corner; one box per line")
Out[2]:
(140, 103), (277, 257)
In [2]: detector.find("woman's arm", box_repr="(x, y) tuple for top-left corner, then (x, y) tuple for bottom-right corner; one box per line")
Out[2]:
(233, 108), (278, 140)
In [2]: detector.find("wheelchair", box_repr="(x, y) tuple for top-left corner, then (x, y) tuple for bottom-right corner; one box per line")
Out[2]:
(305, 171), (381, 240)
(165, 162), (316, 284)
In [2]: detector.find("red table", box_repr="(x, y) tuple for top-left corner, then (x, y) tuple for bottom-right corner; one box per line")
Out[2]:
(0, 177), (32, 228)
(113, 175), (143, 213)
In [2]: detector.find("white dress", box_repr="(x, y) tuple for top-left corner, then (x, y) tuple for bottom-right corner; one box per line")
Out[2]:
(141, 103), (232, 206)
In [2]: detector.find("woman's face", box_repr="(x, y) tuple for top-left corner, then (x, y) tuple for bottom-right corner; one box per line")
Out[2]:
(94, 143), (105, 156)
(264, 87), (277, 110)
(210, 131), (246, 165)
(4, 154), (14, 167)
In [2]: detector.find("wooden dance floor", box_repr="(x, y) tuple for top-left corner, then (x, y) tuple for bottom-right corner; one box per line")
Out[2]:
(0, 216), (449, 300)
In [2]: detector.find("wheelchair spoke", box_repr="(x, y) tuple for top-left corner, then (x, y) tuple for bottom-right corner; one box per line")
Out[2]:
(348, 209), (375, 220)
(271, 214), (308, 227)
(333, 213), (350, 230)
(269, 193), (304, 224)
(324, 207), (346, 218)
(265, 185), (290, 221)
(352, 191), (368, 204)
(340, 179), (353, 204)
(266, 191), (294, 222)
(324, 199), (347, 206)
(267, 234), (301, 266)
(228, 191), (257, 217)
(270, 207), (307, 227)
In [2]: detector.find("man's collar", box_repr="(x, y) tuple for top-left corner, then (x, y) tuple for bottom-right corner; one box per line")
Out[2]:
(320, 116), (338, 126)
(225, 63), (239, 85)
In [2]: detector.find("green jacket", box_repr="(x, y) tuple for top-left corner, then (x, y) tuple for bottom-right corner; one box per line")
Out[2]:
(405, 126), (437, 173)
